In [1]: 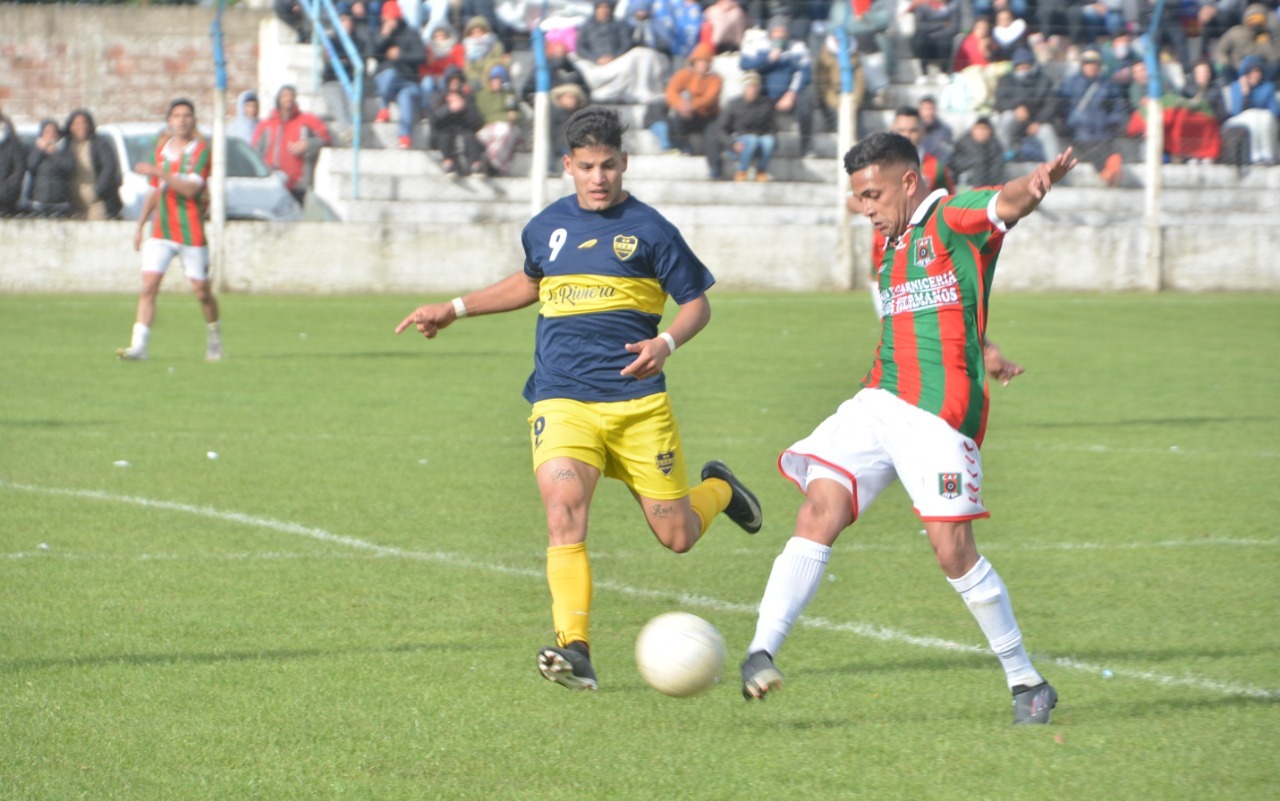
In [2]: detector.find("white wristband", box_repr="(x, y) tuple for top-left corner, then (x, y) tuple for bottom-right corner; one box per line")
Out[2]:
(451, 297), (468, 319)
(658, 332), (677, 355)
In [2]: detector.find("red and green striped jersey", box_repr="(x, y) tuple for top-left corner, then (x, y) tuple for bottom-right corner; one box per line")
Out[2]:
(863, 188), (1008, 445)
(150, 137), (210, 246)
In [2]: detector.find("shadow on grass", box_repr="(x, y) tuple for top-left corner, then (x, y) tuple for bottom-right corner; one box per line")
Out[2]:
(0, 641), (465, 673)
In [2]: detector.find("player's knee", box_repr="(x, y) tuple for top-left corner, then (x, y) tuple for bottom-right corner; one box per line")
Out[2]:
(795, 496), (851, 541)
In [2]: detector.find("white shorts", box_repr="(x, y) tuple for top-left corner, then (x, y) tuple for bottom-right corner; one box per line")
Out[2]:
(142, 238), (209, 281)
(778, 387), (989, 523)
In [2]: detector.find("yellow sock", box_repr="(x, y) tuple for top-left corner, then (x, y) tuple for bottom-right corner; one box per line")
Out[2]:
(547, 542), (591, 649)
(689, 478), (732, 536)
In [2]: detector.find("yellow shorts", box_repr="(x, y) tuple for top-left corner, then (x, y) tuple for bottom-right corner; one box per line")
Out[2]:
(529, 393), (690, 500)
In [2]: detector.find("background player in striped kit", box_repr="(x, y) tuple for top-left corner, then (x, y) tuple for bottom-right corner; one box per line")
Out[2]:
(117, 99), (222, 362)
(741, 132), (1075, 725)
(395, 107), (762, 692)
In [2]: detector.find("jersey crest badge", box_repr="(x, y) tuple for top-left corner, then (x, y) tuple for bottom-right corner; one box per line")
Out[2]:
(656, 450), (675, 476)
(613, 235), (638, 261)
(914, 236), (936, 268)
(578, 238), (598, 250)
(938, 472), (961, 499)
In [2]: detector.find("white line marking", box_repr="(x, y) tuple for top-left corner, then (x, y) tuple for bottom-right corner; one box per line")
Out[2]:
(3, 479), (1277, 700)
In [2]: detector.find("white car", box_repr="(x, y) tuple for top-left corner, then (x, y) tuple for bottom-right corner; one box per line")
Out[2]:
(99, 123), (304, 222)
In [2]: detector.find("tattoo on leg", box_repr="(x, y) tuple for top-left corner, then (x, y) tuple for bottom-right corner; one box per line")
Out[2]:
(552, 468), (577, 483)
(649, 503), (674, 519)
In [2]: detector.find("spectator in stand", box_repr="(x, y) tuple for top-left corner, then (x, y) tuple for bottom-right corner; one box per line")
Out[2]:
(894, 105), (953, 189)
(627, 0), (678, 58)
(815, 33), (864, 135)
(227, 90), (260, 143)
(918, 95), (955, 163)
(908, 0), (962, 82)
(974, 0), (1028, 20)
(547, 83), (589, 175)
(428, 66), (487, 176)
(950, 116), (1006, 186)
(24, 119), (74, 218)
(1058, 48), (1129, 185)
(0, 110), (25, 218)
(274, 0), (311, 43)
(523, 40), (590, 106)
(1213, 4), (1280, 81)
(994, 48), (1062, 161)
(721, 71), (778, 181)
(953, 16), (997, 71)
(373, 0), (426, 149)
(460, 0), (513, 50)
(574, 0), (671, 104)
(323, 10), (372, 145)
(475, 64), (523, 176)
(830, 0), (896, 92)
(253, 85), (333, 203)
(1221, 55), (1280, 163)
(1074, 0), (1127, 45)
(461, 16), (509, 92)
(64, 109), (122, 221)
(991, 8), (1028, 61)
(704, 0), (750, 54)
(652, 43), (723, 174)
(420, 21), (465, 98)
(740, 15), (816, 157)
(1184, 59), (1228, 121)
(1194, 0), (1244, 50)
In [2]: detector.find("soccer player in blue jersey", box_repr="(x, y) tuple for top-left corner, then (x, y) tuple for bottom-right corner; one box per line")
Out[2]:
(396, 107), (762, 692)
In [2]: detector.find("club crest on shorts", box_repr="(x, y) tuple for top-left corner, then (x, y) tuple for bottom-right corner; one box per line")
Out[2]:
(938, 472), (961, 499)
(656, 450), (675, 476)
(613, 235), (638, 261)
(914, 236), (936, 268)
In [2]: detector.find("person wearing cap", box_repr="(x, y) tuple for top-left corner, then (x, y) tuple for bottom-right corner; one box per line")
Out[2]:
(652, 42), (723, 175)
(1221, 54), (1280, 163)
(627, 0), (677, 57)
(994, 47), (1062, 162)
(740, 13), (816, 157)
(373, 0), (427, 149)
(474, 63), (523, 175)
(461, 15), (509, 91)
(1213, 3), (1280, 81)
(720, 70), (778, 181)
(1057, 47), (1127, 185)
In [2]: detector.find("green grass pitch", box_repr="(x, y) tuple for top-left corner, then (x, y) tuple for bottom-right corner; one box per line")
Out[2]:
(2, 291), (1277, 801)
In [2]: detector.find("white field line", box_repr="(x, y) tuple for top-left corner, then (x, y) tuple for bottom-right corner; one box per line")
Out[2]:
(3, 479), (1277, 700)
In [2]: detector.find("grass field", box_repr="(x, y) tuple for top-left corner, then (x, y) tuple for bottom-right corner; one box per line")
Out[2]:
(2, 291), (1277, 801)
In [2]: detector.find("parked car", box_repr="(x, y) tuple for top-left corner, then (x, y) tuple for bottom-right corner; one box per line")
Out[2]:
(16, 122), (303, 222)
(100, 123), (303, 222)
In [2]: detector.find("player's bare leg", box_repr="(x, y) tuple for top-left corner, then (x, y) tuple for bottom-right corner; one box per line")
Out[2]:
(191, 279), (222, 361)
(117, 272), (163, 360)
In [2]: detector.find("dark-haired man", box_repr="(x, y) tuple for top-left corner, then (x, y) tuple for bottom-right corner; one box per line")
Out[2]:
(740, 131), (1075, 725)
(395, 107), (762, 692)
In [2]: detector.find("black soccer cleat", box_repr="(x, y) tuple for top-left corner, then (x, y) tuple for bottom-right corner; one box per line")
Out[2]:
(1012, 681), (1058, 724)
(537, 642), (598, 691)
(741, 650), (784, 700)
(701, 460), (763, 534)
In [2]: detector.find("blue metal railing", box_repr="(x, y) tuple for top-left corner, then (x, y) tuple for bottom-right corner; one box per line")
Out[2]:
(301, 0), (365, 198)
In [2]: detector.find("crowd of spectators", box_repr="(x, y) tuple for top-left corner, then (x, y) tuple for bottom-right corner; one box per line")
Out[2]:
(0, 109), (124, 219)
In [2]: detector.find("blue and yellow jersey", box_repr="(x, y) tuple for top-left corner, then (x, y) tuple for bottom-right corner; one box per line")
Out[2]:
(521, 194), (715, 404)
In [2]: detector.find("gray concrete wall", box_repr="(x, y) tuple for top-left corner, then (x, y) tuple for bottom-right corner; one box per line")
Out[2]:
(3, 216), (1278, 294)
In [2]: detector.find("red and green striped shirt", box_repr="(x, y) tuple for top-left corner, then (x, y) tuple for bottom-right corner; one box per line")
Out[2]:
(863, 188), (1008, 445)
(150, 137), (210, 246)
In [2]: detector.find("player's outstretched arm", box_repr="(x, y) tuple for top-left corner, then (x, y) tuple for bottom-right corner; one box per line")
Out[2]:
(395, 271), (541, 339)
(621, 293), (711, 380)
(994, 147), (1078, 226)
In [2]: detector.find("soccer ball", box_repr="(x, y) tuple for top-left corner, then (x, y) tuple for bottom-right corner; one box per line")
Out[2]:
(635, 612), (727, 697)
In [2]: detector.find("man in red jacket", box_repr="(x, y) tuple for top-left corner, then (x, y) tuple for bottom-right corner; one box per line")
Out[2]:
(252, 85), (332, 203)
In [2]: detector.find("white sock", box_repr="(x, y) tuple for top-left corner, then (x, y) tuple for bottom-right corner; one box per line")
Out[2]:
(747, 537), (831, 658)
(948, 556), (1043, 690)
(131, 323), (150, 351)
(207, 321), (221, 341)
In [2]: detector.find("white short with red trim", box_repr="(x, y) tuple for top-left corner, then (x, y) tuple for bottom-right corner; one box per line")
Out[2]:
(142, 238), (209, 281)
(778, 387), (989, 523)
